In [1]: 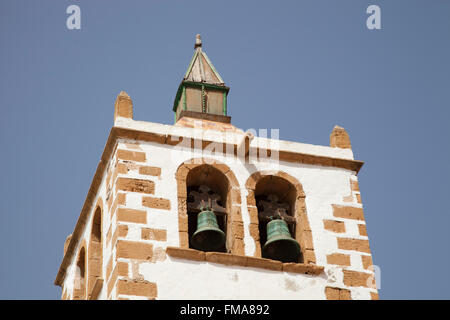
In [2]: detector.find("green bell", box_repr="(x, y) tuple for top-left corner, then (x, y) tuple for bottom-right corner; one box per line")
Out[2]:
(262, 219), (301, 263)
(191, 209), (226, 252)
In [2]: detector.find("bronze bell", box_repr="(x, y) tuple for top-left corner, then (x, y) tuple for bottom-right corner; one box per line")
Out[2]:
(191, 209), (226, 252)
(262, 219), (301, 263)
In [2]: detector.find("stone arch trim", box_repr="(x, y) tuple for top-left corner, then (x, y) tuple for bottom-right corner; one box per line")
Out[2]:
(175, 158), (244, 255)
(87, 197), (103, 299)
(245, 171), (316, 264)
(74, 240), (87, 300)
(94, 197), (104, 215)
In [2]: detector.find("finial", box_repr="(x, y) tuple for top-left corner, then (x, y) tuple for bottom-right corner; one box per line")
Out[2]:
(118, 91), (130, 98)
(330, 125), (352, 149)
(194, 34), (202, 49)
(114, 90), (133, 123)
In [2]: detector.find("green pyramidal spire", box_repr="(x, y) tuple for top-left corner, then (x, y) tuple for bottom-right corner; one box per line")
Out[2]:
(173, 34), (230, 123)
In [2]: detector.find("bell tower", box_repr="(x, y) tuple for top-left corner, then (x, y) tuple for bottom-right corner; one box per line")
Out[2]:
(55, 35), (379, 300)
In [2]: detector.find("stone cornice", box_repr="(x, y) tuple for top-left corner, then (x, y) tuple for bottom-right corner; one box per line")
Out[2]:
(166, 247), (324, 275)
(112, 124), (364, 172)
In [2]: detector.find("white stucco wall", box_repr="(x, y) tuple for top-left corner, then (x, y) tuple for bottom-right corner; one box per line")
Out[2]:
(112, 135), (372, 299)
(140, 257), (329, 299)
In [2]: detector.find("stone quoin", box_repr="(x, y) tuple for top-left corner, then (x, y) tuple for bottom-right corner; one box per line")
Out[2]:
(55, 35), (378, 300)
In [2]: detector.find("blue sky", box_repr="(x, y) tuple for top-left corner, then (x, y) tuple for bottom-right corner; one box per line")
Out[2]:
(1, 0), (449, 299)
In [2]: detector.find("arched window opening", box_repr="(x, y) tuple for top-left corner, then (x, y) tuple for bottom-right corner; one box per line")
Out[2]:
(186, 165), (229, 253)
(255, 175), (301, 263)
(88, 206), (102, 298)
(74, 248), (86, 300)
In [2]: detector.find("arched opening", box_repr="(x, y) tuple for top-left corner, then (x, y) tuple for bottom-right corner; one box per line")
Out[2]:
(255, 175), (299, 263)
(176, 158), (244, 255)
(246, 171), (316, 264)
(74, 247), (86, 300)
(186, 164), (229, 252)
(88, 206), (102, 298)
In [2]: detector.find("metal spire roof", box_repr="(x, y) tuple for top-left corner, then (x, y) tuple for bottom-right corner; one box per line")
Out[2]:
(183, 34), (225, 86)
